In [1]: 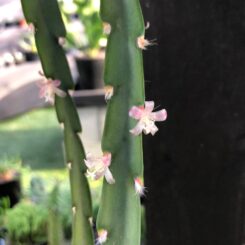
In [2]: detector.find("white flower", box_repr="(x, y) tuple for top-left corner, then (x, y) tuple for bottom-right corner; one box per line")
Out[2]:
(96, 229), (108, 245)
(129, 101), (167, 136)
(37, 78), (66, 104)
(84, 152), (115, 184)
(134, 177), (145, 196)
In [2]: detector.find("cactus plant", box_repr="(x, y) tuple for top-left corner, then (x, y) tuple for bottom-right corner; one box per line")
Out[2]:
(20, 0), (94, 244)
(93, 0), (167, 244)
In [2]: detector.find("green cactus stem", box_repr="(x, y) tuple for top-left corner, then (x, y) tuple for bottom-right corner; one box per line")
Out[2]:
(96, 0), (146, 244)
(47, 184), (63, 245)
(20, 1), (94, 244)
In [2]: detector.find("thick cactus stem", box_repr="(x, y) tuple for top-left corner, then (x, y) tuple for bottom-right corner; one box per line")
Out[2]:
(20, 0), (94, 244)
(47, 184), (63, 245)
(96, 0), (146, 244)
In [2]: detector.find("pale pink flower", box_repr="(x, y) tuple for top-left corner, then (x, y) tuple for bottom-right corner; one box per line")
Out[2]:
(129, 101), (167, 136)
(96, 229), (108, 245)
(37, 78), (66, 103)
(134, 177), (145, 196)
(84, 152), (115, 184)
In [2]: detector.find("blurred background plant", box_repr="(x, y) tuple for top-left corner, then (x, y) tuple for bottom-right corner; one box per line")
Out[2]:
(0, 157), (22, 183)
(60, 0), (104, 57)
(60, 0), (105, 90)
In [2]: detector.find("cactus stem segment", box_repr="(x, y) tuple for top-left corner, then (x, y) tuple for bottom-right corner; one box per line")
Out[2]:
(134, 177), (146, 197)
(96, 229), (108, 245)
(129, 101), (167, 136)
(103, 22), (111, 35)
(104, 85), (114, 101)
(84, 152), (115, 184)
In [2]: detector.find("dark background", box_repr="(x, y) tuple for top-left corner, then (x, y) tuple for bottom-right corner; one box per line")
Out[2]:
(142, 1), (245, 244)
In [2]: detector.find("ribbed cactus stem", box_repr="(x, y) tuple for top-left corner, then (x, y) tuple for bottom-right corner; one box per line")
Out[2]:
(20, 1), (94, 244)
(48, 184), (63, 245)
(96, 0), (146, 244)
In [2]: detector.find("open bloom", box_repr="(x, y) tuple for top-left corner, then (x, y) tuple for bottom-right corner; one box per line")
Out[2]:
(84, 152), (115, 184)
(134, 177), (145, 196)
(37, 78), (66, 103)
(129, 101), (167, 136)
(96, 229), (108, 245)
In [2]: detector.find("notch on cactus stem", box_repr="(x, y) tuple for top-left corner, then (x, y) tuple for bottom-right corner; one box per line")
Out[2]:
(96, 229), (108, 245)
(137, 35), (154, 50)
(89, 217), (93, 226)
(103, 22), (111, 35)
(72, 206), (76, 215)
(84, 152), (115, 184)
(104, 85), (114, 101)
(67, 162), (72, 170)
(58, 37), (66, 46)
(59, 123), (64, 129)
(77, 132), (82, 138)
(134, 177), (145, 196)
(129, 101), (167, 136)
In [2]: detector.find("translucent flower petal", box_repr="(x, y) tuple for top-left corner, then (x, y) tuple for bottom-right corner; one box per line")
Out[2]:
(129, 121), (144, 136)
(104, 168), (115, 184)
(129, 106), (144, 120)
(102, 153), (112, 167)
(54, 87), (66, 98)
(150, 109), (167, 121)
(144, 101), (154, 113)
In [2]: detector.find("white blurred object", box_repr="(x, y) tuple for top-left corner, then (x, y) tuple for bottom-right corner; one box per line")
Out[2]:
(0, 0), (23, 23)
(3, 52), (15, 66)
(13, 51), (24, 64)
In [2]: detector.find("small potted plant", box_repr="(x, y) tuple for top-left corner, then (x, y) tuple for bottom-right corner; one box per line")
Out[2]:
(18, 22), (39, 62)
(0, 159), (22, 207)
(60, 0), (105, 90)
